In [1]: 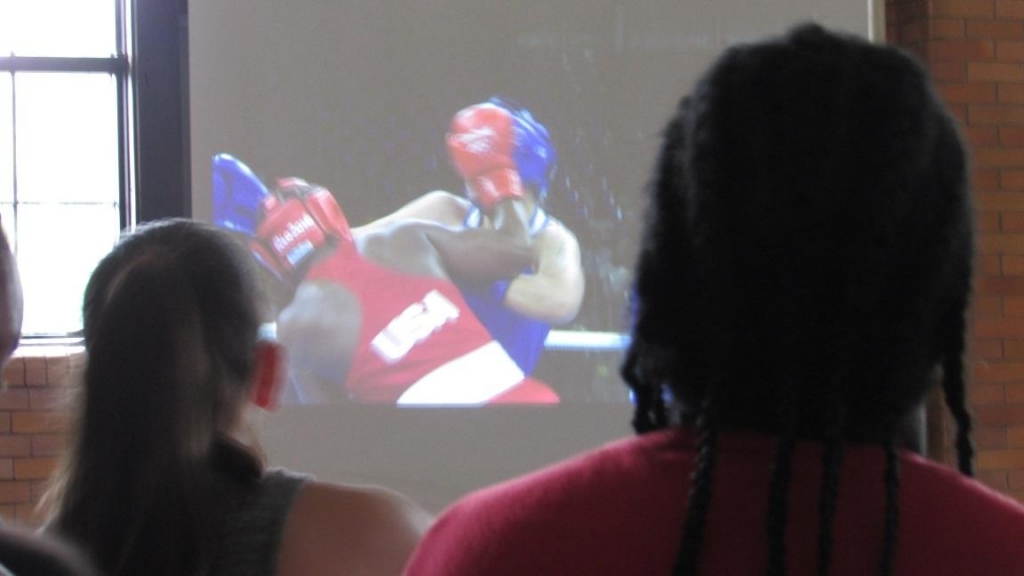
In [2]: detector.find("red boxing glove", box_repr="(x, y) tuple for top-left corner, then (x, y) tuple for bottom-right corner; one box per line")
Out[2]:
(252, 178), (352, 284)
(447, 103), (525, 211)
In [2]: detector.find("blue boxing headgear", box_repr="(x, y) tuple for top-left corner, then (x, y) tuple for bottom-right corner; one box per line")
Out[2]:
(488, 97), (557, 202)
(211, 153), (271, 236)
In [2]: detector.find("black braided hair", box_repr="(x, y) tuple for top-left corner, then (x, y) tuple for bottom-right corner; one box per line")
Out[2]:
(766, 431), (797, 576)
(622, 23), (973, 576)
(942, 302), (975, 476)
(673, 399), (718, 576)
(880, 428), (903, 576)
(816, 399), (846, 576)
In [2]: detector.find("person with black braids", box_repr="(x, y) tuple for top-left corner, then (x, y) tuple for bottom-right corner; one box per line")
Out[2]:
(404, 23), (1024, 576)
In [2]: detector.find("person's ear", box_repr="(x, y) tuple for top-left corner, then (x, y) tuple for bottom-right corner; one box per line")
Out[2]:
(251, 340), (286, 411)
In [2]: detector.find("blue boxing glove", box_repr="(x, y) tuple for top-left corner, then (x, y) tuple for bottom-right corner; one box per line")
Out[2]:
(212, 153), (271, 236)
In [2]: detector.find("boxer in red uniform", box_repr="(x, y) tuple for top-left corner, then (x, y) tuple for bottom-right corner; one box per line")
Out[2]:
(233, 171), (558, 405)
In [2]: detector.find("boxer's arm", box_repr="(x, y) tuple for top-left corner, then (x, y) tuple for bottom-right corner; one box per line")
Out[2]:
(277, 282), (361, 403)
(355, 191), (470, 234)
(502, 221), (584, 325)
(419, 223), (533, 285)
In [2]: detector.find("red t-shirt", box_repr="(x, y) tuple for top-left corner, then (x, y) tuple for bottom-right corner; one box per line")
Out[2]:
(405, 428), (1024, 575)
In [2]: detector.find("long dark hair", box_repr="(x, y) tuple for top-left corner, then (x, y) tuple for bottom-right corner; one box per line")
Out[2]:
(43, 219), (266, 576)
(623, 24), (974, 576)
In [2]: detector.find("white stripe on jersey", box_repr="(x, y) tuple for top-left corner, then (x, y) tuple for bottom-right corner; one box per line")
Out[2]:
(395, 341), (525, 406)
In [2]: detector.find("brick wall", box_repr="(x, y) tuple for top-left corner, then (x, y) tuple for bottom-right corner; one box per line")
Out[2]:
(0, 347), (80, 526)
(888, 0), (1024, 500)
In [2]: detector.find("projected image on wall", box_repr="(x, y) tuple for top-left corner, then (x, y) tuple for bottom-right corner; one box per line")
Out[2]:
(191, 2), (868, 407)
(210, 94), (631, 406)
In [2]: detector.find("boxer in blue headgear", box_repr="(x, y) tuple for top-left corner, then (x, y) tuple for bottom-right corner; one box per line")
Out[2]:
(360, 98), (584, 376)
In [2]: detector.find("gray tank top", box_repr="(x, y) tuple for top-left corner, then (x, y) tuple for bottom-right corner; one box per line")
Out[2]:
(206, 468), (311, 576)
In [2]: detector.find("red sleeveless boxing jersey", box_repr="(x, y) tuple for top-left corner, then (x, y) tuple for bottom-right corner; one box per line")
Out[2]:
(305, 247), (524, 405)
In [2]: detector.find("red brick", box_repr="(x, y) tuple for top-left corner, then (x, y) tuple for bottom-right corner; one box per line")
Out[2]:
(13, 458), (57, 480)
(1005, 255), (1024, 274)
(968, 62), (1024, 82)
(966, 125), (999, 145)
(0, 482), (31, 504)
(0, 460), (12, 481)
(1005, 295), (1024, 314)
(941, 83), (998, 104)
(978, 273), (1024, 294)
(932, 18), (966, 38)
(996, 0), (1024, 18)
(1006, 382), (1024, 401)
(976, 426), (1009, 449)
(901, 20), (928, 43)
(977, 233), (1024, 253)
(978, 253), (1002, 275)
(978, 469), (1010, 490)
(1004, 339), (1024, 358)
(976, 192), (1024, 211)
(30, 480), (48, 502)
(15, 503), (44, 526)
(977, 148), (1024, 169)
(976, 211), (1000, 233)
(930, 61), (968, 82)
(970, 105), (1024, 125)
(43, 354), (71, 387)
(947, 103), (968, 124)
(930, 39), (996, 60)
(973, 361), (1024, 382)
(932, 0), (995, 17)
(1010, 469), (1024, 488)
(975, 168), (1001, 191)
(1000, 171), (1024, 190)
(1000, 85), (1024, 105)
(11, 412), (67, 435)
(969, 381), (1006, 403)
(975, 404), (1024, 426)
(1004, 212), (1024, 232)
(0, 414), (13, 435)
(973, 295), (1004, 316)
(23, 358), (45, 387)
(1, 358), (24, 387)
(974, 316), (1024, 337)
(997, 41), (1024, 62)
(0, 389), (28, 411)
(966, 19), (1024, 39)
(0, 437), (31, 458)
(31, 435), (65, 457)
(29, 388), (68, 411)
(977, 448), (1024, 470)
(1000, 127), (1024, 147)
(972, 336), (1004, 359)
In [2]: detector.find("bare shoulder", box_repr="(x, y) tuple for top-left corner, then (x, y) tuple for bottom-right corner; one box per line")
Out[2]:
(277, 481), (433, 576)
(538, 215), (580, 250)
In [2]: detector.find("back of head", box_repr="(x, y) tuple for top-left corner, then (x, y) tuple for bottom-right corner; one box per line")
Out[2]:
(45, 218), (265, 576)
(622, 24), (972, 576)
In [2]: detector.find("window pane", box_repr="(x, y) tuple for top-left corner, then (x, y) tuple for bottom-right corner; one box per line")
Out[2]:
(17, 203), (120, 335)
(14, 72), (119, 204)
(0, 73), (10, 205)
(2, 0), (116, 57)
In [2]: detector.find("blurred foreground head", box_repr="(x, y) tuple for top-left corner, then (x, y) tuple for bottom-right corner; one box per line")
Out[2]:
(47, 218), (268, 575)
(622, 23), (973, 576)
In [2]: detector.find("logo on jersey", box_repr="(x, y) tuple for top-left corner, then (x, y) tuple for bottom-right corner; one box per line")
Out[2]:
(371, 290), (460, 363)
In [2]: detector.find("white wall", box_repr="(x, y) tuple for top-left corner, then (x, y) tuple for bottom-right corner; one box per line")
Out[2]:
(189, 1), (870, 512)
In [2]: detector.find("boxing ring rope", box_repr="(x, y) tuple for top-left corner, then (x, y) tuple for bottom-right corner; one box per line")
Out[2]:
(543, 330), (630, 352)
(262, 324), (630, 352)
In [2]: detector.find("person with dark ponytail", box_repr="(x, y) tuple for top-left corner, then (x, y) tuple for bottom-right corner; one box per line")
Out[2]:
(41, 219), (432, 576)
(404, 23), (1024, 576)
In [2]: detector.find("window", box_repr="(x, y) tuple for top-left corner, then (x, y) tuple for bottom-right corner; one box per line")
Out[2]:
(0, 0), (131, 336)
